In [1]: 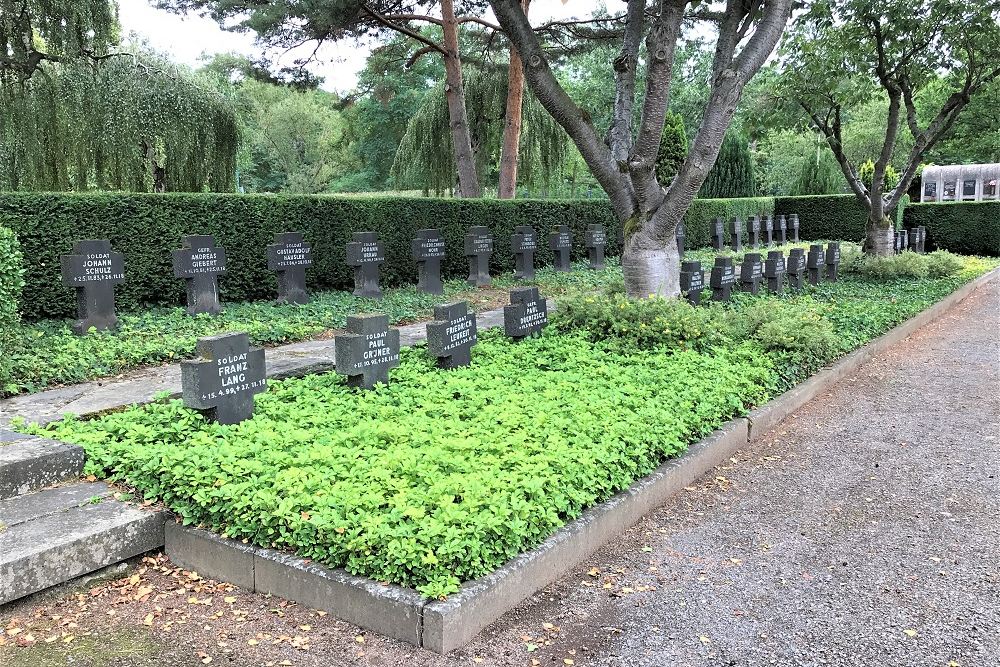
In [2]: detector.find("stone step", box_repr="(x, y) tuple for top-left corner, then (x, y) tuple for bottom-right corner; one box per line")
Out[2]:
(0, 431), (85, 500)
(0, 497), (164, 605)
(0, 481), (112, 528)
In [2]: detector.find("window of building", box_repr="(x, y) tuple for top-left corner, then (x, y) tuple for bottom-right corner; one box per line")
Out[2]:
(943, 180), (956, 200)
(923, 181), (937, 200)
(963, 179), (977, 198)
(985, 179), (998, 197)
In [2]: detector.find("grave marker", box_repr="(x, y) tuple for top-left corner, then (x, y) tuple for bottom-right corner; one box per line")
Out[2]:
(748, 216), (761, 248)
(806, 244), (825, 285)
(763, 216), (774, 246)
(60, 239), (125, 334)
(918, 226), (927, 252)
(711, 218), (725, 251)
(739, 253), (764, 294)
(789, 214), (800, 242)
(511, 225), (537, 280)
(729, 218), (744, 252)
(787, 248), (806, 290)
(894, 231), (903, 254)
(504, 287), (548, 340)
(172, 234), (227, 316)
(181, 332), (266, 425)
(267, 232), (313, 305)
(334, 314), (400, 389)
(765, 250), (786, 294)
(464, 226), (494, 286)
(346, 232), (385, 298)
(412, 229), (446, 295)
(775, 215), (788, 245)
(710, 257), (736, 302)
(679, 261), (705, 306)
(585, 224), (607, 269)
(549, 225), (573, 272)
(825, 242), (841, 282)
(426, 301), (477, 369)
(675, 222), (686, 257)
(901, 229), (910, 252)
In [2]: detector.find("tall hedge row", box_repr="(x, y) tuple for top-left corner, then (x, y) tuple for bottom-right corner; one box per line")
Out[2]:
(0, 225), (24, 354)
(903, 201), (1000, 256)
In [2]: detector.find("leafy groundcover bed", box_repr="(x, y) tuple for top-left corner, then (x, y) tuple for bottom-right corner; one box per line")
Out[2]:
(25, 250), (997, 598)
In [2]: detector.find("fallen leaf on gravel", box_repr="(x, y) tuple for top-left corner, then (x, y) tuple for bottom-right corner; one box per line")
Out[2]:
(904, 629), (917, 638)
(641, 546), (653, 552)
(525, 643), (538, 652)
(224, 597), (237, 604)
(247, 639), (258, 646)
(563, 660), (574, 665)
(699, 635), (711, 644)
(355, 635), (365, 643)
(143, 613), (154, 626)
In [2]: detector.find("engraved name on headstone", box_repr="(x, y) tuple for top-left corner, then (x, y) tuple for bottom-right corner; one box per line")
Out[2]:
(464, 226), (494, 287)
(334, 314), (400, 388)
(511, 225), (537, 280)
(675, 221), (686, 257)
(740, 253), (764, 294)
(807, 244), (825, 285)
(412, 228), (446, 295)
(679, 260), (705, 306)
(503, 287), (548, 340)
(585, 224), (607, 270)
(426, 301), (478, 369)
(173, 234), (227, 316)
(765, 250), (786, 294)
(180, 332), (266, 425)
(346, 232), (385, 298)
(748, 216), (761, 249)
(267, 232), (313, 305)
(787, 248), (806, 290)
(710, 256), (737, 302)
(549, 225), (573, 272)
(763, 215), (774, 246)
(60, 239), (126, 334)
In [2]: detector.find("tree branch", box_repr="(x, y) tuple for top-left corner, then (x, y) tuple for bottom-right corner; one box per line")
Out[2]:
(607, 0), (645, 167)
(361, 4), (447, 55)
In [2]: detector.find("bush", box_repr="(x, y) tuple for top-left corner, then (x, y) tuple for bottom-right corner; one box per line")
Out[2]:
(0, 226), (24, 362)
(844, 248), (966, 280)
(903, 200), (1000, 256)
(774, 194), (871, 242)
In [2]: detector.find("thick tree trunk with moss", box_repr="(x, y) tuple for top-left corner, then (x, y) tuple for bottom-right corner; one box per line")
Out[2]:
(441, 0), (482, 198)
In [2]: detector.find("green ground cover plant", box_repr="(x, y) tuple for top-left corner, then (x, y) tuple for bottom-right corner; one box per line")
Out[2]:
(0, 262), (610, 397)
(24, 250), (996, 598)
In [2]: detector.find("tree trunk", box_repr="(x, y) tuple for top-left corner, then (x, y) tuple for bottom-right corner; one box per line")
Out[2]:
(498, 0), (529, 199)
(621, 222), (681, 298)
(441, 0), (482, 198)
(863, 192), (894, 256)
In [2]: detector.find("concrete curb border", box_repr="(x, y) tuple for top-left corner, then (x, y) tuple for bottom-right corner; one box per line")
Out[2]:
(158, 268), (997, 653)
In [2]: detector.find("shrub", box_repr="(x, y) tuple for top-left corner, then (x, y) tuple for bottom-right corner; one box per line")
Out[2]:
(844, 249), (965, 280)
(925, 250), (965, 277)
(903, 200), (1000, 256)
(655, 112), (688, 184)
(0, 226), (24, 368)
(700, 129), (756, 198)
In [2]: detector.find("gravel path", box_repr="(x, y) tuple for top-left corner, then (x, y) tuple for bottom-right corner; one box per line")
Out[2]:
(2, 278), (997, 666)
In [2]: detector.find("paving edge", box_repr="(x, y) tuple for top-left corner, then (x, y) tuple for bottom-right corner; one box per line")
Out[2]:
(161, 268), (998, 654)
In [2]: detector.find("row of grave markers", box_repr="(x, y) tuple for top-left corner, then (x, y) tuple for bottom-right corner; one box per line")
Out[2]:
(180, 287), (549, 424)
(58, 225), (605, 334)
(679, 243), (842, 305)
(673, 213), (801, 257)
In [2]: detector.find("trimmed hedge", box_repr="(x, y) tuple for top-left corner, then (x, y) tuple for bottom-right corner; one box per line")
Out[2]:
(773, 194), (908, 243)
(0, 226), (24, 347)
(903, 201), (1000, 256)
(682, 196), (775, 248)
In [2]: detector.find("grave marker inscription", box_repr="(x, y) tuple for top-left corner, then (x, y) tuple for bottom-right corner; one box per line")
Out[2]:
(549, 225), (573, 272)
(180, 332), (266, 425)
(585, 224), (607, 269)
(711, 218), (725, 251)
(173, 234), (227, 316)
(675, 222), (686, 257)
(426, 301), (478, 369)
(775, 215), (787, 245)
(765, 250), (786, 294)
(267, 232), (312, 305)
(807, 244), (825, 285)
(334, 314), (400, 388)
(412, 229), (446, 295)
(504, 287), (548, 340)
(60, 239), (125, 334)
(511, 225), (537, 280)
(763, 216), (774, 245)
(346, 232), (385, 298)
(710, 257), (736, 302)
(740, 253), (764, 294)
(464, 226), (494, 286)
(679, 261), (705, 306)
(748, 216), (761, 248)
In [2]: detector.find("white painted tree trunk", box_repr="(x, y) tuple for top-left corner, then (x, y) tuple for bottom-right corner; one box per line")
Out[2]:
(621, 240), (681, 299)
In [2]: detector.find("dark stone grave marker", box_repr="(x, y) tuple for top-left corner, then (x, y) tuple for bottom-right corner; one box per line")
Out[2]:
(60, 239), (125, 334)
(710, 257), (737, 302)
(181, 332), (266, 425)
(789, 214), (800, 242)
(787, 248), (806, 290)
(426, 301), (477, 369)
(675, 222), (686, 257)
(679, 261), (705, 306)
(739, 253), (764, 294)
(918, 226), (927, 252)
(585, 224), (607, 269)
(825, 242), (841, 281)
(763, 216), (774, 245)
(464, 226), (494, 286)
(412, 229), (446, 295)
(173, 234), (227, 316)
(346, 232), (385, 298)
(775, 215), (788, 245)
(729, 218), (743, 252)
(807, 244), (825, 285)
(748, 216), (761, 248)
(267, 232), (313, 305)
(549, 225), (573, 272)
(511, 225), (537, 280)
(901, 229), (910, 252)
(711, 218), (725, 251)
(504, 287), (548, 340)
(894, 231), (903, 254)
(765, 250), (786, 294)
(334, 314), (400, 389)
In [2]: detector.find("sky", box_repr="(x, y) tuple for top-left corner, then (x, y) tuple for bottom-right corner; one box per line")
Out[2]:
(116, 0), (606, 93)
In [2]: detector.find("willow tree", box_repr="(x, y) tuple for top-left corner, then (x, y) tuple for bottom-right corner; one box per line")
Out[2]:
(781, 0), (1000, 255)
(391, 68), (569, 195)
(1, 0), (240, 191)
(490, 0), (793, 297)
